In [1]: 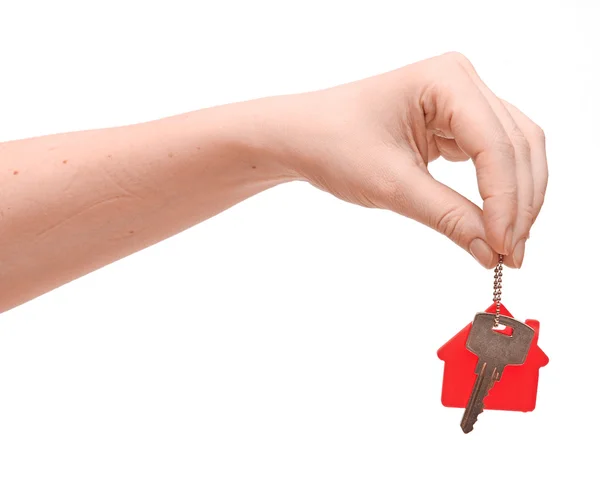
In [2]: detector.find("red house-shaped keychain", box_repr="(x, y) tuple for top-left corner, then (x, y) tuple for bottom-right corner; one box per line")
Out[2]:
(438, 303), (549, 412)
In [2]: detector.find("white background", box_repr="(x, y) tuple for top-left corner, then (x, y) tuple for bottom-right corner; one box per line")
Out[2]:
(1, 1), (598, 492)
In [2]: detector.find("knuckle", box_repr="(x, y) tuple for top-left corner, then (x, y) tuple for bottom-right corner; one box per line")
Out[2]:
(504, 186), (520, 204)
(534, 124), (546, 144)
(511, 128), (531, 158)
(484, 186), (519, 210)
(493, 135), (516, 162)
(435, 206), (468, 243)
(441, 51), (475, 74)
(522, 202), (536, 225)
(533, 195), (546, 222)
(535, 189), (547, 210)
(444, 51), (471, 66)
(373, 175), (410, 213)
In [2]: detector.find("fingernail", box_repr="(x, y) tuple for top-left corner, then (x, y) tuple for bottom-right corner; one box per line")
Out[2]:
(469, 238), (494, 268)
(504, 225), (514, 255)
(513, 239), (526, 268)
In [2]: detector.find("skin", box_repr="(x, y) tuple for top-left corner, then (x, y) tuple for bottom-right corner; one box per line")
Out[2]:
(0, 53), (547, 314)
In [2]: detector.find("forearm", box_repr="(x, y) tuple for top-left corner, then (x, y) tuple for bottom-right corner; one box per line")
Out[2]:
(0, 101), (293, 312)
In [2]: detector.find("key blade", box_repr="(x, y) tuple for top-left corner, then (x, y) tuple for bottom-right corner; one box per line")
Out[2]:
(460, 374), (488, 434)
(460, 363), (499, 434)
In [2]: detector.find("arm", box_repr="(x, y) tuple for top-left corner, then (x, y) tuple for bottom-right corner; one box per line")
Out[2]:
(0, 102), (294, 312)
(0, 53), (547, 313)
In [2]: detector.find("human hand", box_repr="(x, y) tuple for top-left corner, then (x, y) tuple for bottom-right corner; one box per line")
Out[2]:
(268, 52), (547, 268)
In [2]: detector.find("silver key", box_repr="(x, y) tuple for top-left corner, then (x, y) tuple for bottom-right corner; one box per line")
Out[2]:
(460, 312), (535, 433)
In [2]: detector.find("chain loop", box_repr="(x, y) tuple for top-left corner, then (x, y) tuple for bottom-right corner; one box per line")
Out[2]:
(493, 254), (504, 327)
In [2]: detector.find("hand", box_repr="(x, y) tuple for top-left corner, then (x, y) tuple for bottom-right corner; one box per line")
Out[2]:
(270, 52), (547, 268)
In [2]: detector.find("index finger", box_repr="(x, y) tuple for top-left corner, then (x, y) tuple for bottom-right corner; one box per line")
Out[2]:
(420, 54), (518, 255)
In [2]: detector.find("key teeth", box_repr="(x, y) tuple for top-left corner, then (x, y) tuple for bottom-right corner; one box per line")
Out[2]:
(460, 368), (497, 434)
(461, 415), (479, 434)
(460, 400), (485, 434)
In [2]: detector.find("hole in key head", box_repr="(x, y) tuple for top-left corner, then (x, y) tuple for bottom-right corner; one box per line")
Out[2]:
(493, 324), (514, 336)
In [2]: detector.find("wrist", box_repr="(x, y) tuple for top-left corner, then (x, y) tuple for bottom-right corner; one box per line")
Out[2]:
(206, 97), (301, 188)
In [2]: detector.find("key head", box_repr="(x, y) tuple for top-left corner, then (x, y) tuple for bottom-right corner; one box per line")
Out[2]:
(467, 313), (535, 368)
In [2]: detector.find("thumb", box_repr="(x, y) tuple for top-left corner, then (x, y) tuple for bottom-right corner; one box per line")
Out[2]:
(376, 167), (497, 268)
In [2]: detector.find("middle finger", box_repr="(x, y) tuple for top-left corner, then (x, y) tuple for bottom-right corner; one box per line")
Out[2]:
(454, 59), (534, 268)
